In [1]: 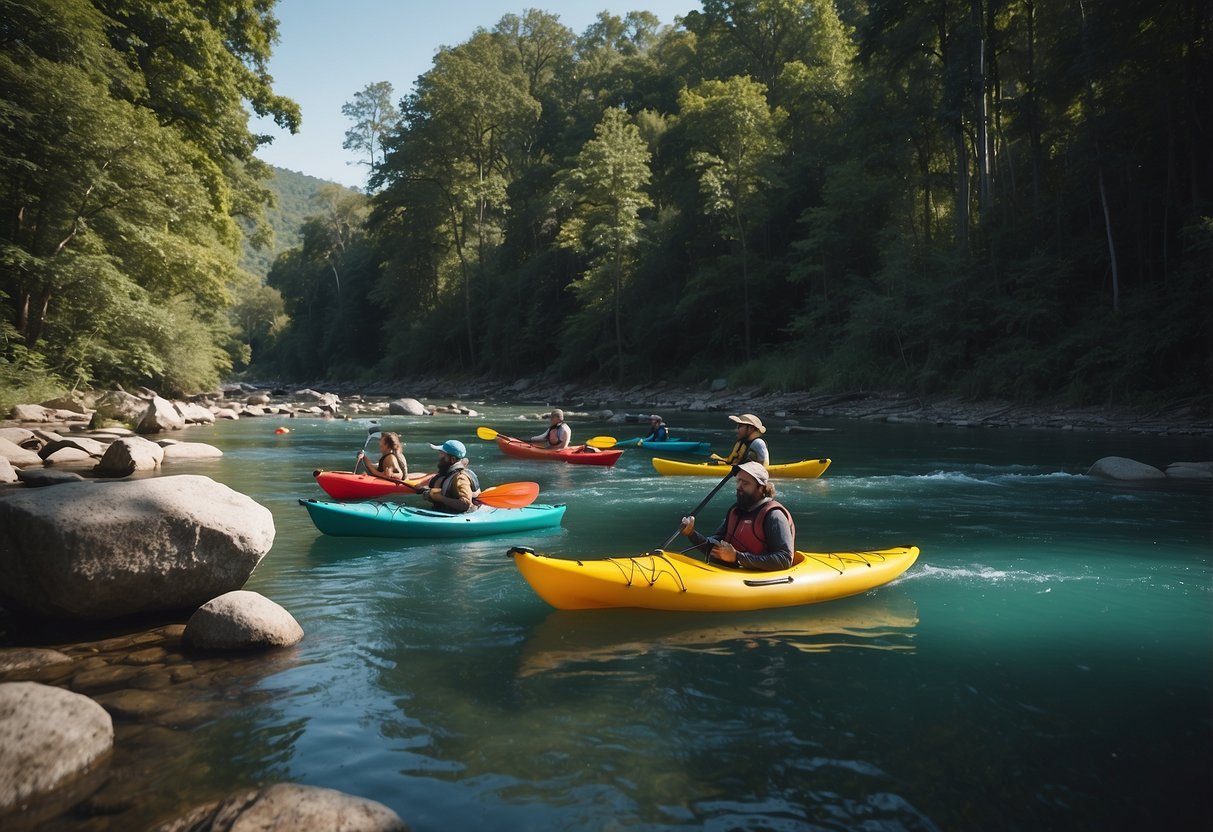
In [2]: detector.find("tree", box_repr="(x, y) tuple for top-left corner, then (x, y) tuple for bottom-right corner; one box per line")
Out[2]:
(679, 75), (787, 362)
(342, 81), (400, 181)
(556, 108), (654, 380)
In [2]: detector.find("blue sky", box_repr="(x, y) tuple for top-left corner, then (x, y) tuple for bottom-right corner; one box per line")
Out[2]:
(253, 1), (697, 188)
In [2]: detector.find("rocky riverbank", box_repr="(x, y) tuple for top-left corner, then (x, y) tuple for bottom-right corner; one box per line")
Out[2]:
(268, 376), (1213, 437)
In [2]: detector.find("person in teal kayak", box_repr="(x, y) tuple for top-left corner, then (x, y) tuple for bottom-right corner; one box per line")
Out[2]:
(416, 439), (480, 513)
(678, 461), (794, 571)
(358, 431), (408, 481)
(642, 414), (669, 442)
(721, 413), (769, 465)
(531, 409), (572, 450)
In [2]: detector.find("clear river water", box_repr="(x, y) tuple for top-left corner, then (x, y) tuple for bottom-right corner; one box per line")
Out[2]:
(37, 405), (1213, 830)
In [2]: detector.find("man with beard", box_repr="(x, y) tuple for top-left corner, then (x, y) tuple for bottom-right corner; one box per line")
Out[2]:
(677, 461), (795, 571)
(416, 439), (481, 513)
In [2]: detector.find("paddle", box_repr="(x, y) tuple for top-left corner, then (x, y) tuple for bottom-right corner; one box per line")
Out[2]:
(353, 427), (382, 474)
(476, 426), (617, 450)
(654, 465), (738, 553)
(476, 481), (541, 509)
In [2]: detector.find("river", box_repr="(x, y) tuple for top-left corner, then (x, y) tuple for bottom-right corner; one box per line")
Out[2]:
(33, 406), (1213, 829)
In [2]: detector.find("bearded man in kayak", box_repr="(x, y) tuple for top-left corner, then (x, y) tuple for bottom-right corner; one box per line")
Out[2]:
(643, 414), (669, 442)
(678, 461), (794, 571)
(721, 413), (769, 465)
(531, 409), (571, 449)
(416, 439), (481, 513)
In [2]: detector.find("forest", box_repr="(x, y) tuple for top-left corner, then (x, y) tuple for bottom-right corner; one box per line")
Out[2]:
(2, 0), (1210, 412)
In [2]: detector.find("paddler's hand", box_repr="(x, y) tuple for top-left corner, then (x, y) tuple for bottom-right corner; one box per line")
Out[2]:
(710, 541), (738, 564)
(680, 516), (696, 536)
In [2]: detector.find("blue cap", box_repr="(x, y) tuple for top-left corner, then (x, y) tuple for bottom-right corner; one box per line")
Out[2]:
(430, 439), (467, 458)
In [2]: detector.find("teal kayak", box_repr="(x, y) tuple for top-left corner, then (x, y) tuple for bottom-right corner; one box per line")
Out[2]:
(611, 437), (711, 455)
(300, 499), (566, 539)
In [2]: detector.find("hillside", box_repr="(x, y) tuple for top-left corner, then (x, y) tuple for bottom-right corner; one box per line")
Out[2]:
(239, 167), (359, 278)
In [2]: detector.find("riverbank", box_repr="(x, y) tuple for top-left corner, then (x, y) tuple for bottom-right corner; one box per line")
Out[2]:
(268, 376), (1213, 437)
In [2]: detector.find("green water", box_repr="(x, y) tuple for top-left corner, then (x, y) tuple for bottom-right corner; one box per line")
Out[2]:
(63, 409), (1213, 829)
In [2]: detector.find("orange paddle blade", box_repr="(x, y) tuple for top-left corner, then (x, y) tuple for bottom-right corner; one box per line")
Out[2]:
(477, 481), (541, 509)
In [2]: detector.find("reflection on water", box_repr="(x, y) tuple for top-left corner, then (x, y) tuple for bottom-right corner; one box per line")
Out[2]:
(517, 592), (920, 678)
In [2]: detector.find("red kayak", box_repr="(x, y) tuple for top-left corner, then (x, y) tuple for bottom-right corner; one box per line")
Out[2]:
(313, 470), (434, 500)
(495, 436), (623, 467)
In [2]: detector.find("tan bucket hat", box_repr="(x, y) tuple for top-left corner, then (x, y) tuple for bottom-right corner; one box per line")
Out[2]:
(728, 413), (766, 434)
(735, 460), (770, 486)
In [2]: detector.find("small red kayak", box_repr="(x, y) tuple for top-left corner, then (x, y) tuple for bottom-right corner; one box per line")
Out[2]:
(313, 470), (434, 500)
(495, 436), (623, 467)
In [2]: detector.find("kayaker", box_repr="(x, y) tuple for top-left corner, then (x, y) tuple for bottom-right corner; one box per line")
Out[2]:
(416, 439), (480, 514)
(531, 409), (572, 450)
(721, 413), (769, 465)
(357, 431), (408, 482)
(642, 414), (669, 442)
(678, 461), (794, 571)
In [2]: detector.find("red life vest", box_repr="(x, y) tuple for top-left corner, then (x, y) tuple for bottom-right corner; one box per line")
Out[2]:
(723, 499), (795, 555)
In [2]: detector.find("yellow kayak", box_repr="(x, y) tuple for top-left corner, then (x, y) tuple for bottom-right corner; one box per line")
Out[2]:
(651, 457), (832, 478)
(508, 546), (919, 611)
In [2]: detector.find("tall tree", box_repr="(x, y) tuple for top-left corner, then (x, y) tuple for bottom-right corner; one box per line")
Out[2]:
(556, 108), (654, 380)
(679, 75), (787, 362)
(342, 81), (399, 182)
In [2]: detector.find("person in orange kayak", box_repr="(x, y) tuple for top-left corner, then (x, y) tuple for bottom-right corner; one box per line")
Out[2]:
(357, 431), (408, 481)
(531, 409), (572, 450)
(721, 413), (769, 465)
(416, 439), (480, 513)
(678, 461), (794, 571)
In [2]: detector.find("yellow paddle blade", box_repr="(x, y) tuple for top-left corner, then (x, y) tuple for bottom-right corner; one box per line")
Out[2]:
(586, 436), (617, 449)
(476, 426), (499, 441)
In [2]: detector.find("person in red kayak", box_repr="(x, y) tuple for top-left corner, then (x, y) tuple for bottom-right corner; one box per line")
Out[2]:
(357, 431), (408, 482)
(416, 439), (480, 514)
(678, 461), (794, 571)
(531, 409), (572, 450)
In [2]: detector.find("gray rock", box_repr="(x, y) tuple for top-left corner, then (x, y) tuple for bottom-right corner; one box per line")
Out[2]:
(0, 475), (275, 620)
(91, 389), (147, 424)
(0, 456), (15, 484)
(16, 468), (87, 487)
(184, 591), (304, 650)
(0, 428), (36, 446)
(1165, 462), (1213, 480)
(388, 398), (428, 416)
(39, 437), (106, 463)
(8, 404), (53, 422)
(149, 783), (408, 832)
(136, 395), (186, 435)
(0, 682), (113, 812)
(0, 648), (72, 673)
(176, 402), (216, 424)
(0, 437), (41, 467)
(1086, 456), (1167, 480)
(93, 435), (165, 475)
(160, 442), (224, 461)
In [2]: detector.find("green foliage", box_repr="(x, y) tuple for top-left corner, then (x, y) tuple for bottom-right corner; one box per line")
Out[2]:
(0, 0), (297, 396)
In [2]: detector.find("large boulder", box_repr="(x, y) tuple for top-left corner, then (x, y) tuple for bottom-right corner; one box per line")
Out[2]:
(1165, 461), (1213, 480)
(136, 395), (186, 434)
(184, 591), (304, 650)
(90, 390), (147, 425)
(1086, 456), (1166, 480)
(0, 682), (113, 821)
(0, 475), (275, 620)
(160, 441), (224, 462)
(0, 457), (16, 484)
(177, 401), (217, 425)
(388, 398), (428, 416)
(94, 435), (164, 476)
(149, 783), (408, 832)
(0, 438), (41, 468)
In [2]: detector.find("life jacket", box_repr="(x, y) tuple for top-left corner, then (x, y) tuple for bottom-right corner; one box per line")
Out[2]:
(544, 421), (567, 447)
(647, 422), (668, 441)
(723, 437), (755, 465)
(431, 462), (481, 500)
(378, 451), (407, 481)
(723, 499), (795, 556)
